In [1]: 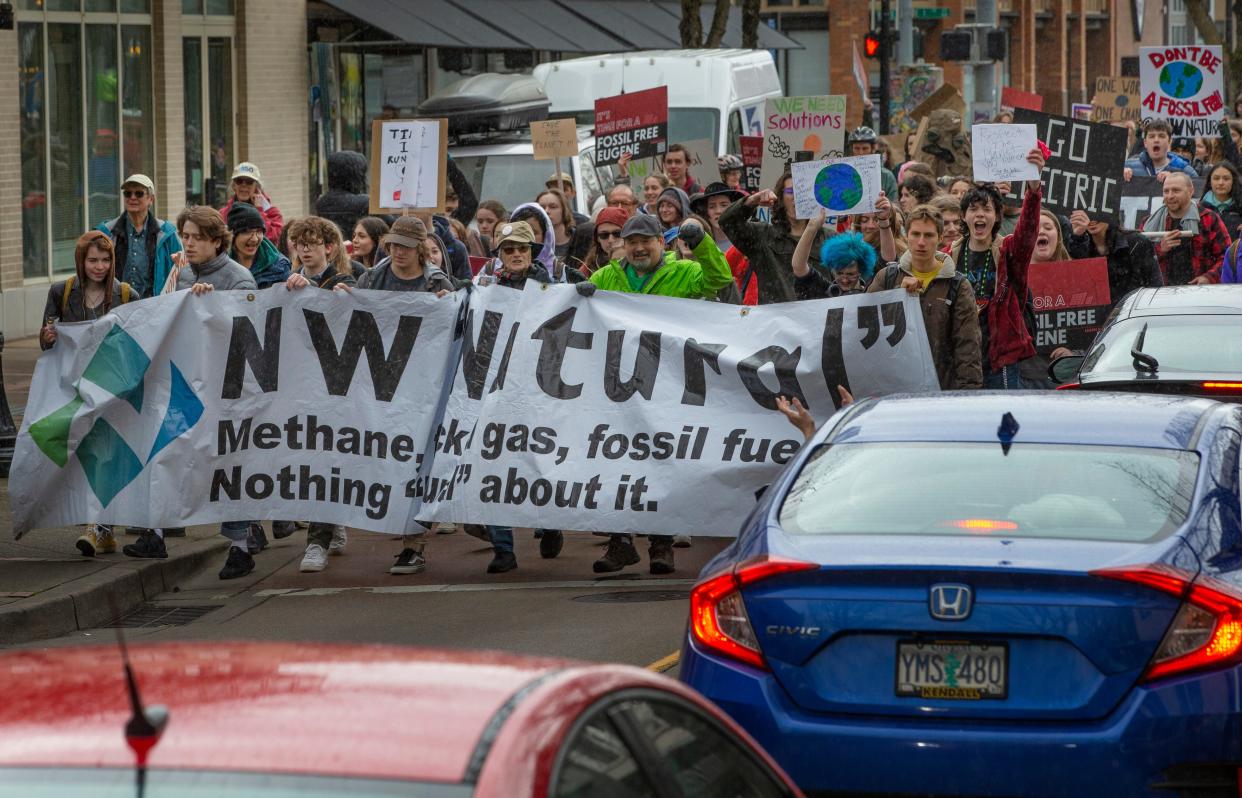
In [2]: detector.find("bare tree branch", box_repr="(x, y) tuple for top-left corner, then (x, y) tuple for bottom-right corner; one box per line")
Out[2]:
(1184, 0), (1223, 44)
(680, 0), (704, 48)
(704, 0), (732, 48)
(741, 0), (761, 49)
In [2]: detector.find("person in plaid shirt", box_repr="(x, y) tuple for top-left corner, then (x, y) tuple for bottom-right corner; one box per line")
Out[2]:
(1142, 172), (1228, 285)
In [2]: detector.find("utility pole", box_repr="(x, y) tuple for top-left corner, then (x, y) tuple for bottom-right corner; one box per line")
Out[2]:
(898, 0), (914, 66)
(975, 0), (998, 121)
(879, 0), (892, 133)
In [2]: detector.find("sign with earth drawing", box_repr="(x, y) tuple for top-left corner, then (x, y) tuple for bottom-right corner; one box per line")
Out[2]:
(791, 154), (882, 220)
(1140, 45), (1225, 137)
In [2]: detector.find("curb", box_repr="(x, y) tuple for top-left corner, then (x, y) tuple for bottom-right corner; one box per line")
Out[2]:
(0, 537), (229, 646)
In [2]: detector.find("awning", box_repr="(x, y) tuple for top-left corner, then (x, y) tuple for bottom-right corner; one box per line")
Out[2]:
(324, 0), (801, 51)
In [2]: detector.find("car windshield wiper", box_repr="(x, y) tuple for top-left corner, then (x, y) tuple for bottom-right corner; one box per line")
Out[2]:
(1132, 322), (1159, 374)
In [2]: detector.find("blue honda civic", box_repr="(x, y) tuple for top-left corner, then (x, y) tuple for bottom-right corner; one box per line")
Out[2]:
(680, 392), (1242, 797)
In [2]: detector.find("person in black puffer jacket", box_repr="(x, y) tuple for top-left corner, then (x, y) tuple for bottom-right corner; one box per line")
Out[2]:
(315, 151), (371, 238)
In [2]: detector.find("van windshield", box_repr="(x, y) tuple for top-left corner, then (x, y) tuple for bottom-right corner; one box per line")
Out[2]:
(453, 154), (556, 217)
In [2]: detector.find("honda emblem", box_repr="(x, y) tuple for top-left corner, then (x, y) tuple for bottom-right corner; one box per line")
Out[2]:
(929, 584), (973, 621)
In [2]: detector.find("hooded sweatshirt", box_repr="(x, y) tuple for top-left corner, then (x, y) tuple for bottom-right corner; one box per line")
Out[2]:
(356, 255), (457, 293)
(509, 202), (561, 279)
(655, 187), (693, 229)
(176, 251), (257, 292)
(315, 151), (371, 238)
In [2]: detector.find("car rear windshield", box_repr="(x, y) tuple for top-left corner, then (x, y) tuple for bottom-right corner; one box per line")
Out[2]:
(0, 768), (471, 797)
(779, 442), (1199, 542)
(1086, 315), (1242, 374)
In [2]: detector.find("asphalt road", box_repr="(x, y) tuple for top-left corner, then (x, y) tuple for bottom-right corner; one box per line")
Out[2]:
(19, 525), (731, 676)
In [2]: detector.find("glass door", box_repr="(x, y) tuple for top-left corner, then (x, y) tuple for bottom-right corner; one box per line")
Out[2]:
(182, 34), (234, 207)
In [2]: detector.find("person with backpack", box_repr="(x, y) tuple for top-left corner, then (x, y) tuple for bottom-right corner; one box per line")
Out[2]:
(39, 230), (137, 558)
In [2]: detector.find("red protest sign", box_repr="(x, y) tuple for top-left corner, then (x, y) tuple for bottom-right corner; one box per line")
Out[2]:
(594, 86), (669, 167)
(1001, 86), (1044, 112)
(1028, 257), (1111, 353)
(740, 135), (763, 192)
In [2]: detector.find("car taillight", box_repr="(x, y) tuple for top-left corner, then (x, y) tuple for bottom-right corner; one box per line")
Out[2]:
(938, 519), (1019, 532)
(689, 557), (818, 671)
(1202, 381), (1242, 391)
(1055, 382), (1080, 391)
(1091, 565), (1242, 682)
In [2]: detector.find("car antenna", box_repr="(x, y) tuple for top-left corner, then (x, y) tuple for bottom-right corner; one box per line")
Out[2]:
(106, 594), (169, 798)
(1131, 322), (1159, 375)
(997, 412), (1019, 456)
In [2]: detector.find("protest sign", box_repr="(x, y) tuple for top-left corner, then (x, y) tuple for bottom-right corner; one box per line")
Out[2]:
(1028, 258), (1111, 353)
(909, 84), (965, 122)
(594, 86), (668, 167)
(972, 124), (1040, 182)
(791, 155), (882, 219)
(530, 118), (579, 161)
(1001, 87), (1043, 112)
(1140, 44), (1225, 137)
(1119, 175), (1205, 229)
(740, 135), (764, 192)
(369, 118), (448, 213)
(1006, 110), (1127, 224)
(759, 95), (848, 188)
(617, 138), (716, 186)
(1091, 76), (1141, 124)
(1071, 103), (1093, 121)
(12, 286), (940, 539)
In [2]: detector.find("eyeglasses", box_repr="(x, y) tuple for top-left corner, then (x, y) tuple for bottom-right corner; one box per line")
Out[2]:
(500, 244), (528, 254)
(294, 239), (324, 249)
(597, 230), (622, 241)
(123, 189), (147, 199)
(237, 229), (263, 239)
(233, 178), (256, 186)
(608, 198), (637, 207)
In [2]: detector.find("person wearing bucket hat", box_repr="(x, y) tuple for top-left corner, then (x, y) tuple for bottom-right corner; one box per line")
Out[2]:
(226, 201), (291, 289)
(220, 161), (284, 244)
(690, 182), (745, 250)
(580, 211), (731, 576)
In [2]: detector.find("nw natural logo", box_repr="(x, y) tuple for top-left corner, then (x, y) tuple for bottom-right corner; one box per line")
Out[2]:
(29, 325), (204, 507)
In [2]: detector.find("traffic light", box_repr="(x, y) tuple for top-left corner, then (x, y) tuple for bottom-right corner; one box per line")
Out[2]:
(939, 30), (973, 61)
(864, 30), (882, 59)
(985, 29), (1007, 61)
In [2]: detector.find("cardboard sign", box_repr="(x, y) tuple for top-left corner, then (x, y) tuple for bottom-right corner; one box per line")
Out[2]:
(1006, 110), (1128, 224)
(594, 86), (668, 167)
(1001, 87), (1043, 112)
(791, 155), (882, 220)
(368, 118), (448, 214)
(1119, 175), (1205, 229)
(1091, 76), (1141, 124)
(1140, 45), (1225, 137)
(1028, 258), (1111, 353)
(759, 95), (848, 189)
(530, 118), (579, 161)
(740, 135), (764, 192)
(909, 84), (966, 122)
(972, 124), (1039, 182)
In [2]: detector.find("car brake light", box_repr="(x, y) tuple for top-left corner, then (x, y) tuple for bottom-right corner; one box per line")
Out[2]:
(1202, 381), (1242, 391)
(1091, 565), (1242, 682)
(689, 556), (818, 671)
(939, 519), (1019, 532)
(1055, 382), (1080, 391)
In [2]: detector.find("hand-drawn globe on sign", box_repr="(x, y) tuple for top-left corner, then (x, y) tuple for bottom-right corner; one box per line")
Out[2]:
(814, 163), (864, 212)
(1159, 62), (1204, 100)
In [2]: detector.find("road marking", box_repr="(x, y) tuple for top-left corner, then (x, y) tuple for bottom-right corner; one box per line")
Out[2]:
(647, 651), (681, 673)
(254, 579), (696, 598)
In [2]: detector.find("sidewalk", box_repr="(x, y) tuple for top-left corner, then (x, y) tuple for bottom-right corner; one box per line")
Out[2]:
(0, 335), (228, 646)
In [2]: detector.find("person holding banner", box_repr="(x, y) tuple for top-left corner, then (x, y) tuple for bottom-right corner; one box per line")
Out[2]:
(1123, 119), (1200, 181)
(1067, 209), (1161, 301)
(579, 213), (731, 575)
(1142, 172), (1228, 285)
(226, 203), (291, 289)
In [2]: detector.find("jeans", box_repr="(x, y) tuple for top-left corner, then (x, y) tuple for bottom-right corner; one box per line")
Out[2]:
(307, 522), (336, 549)
(220, 520), (250, 542)
(985, 363), (1039, 390)
(490, 526), (559, 554)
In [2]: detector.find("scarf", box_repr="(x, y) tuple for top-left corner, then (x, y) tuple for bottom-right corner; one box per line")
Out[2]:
(1143, 199), (1201, 237)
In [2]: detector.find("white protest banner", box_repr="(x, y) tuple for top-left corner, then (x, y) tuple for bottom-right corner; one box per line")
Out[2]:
(11, 288), (464, 538)
(760, 95), (848, 189)
(791, 154), (882, 219)
(1140, 45), (1225, 137)
(369, 118), (448, 213)
(418, 284), (940, 537)
(971, 123), (1039, 182)
(12, 286), (940, 539)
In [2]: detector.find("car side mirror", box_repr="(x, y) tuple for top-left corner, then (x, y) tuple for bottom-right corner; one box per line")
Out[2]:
(1048, 354), (1085, 385)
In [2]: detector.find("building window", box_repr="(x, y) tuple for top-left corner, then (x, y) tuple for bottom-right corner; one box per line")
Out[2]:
(182, 35), (235, 207)
(15, 5), (155, 282)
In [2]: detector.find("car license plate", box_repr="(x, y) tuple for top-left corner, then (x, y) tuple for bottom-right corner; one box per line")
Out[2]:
(895, 640), (1008, 700)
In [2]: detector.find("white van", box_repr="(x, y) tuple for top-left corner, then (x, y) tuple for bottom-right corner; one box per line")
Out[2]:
(533, 49), (782, 157)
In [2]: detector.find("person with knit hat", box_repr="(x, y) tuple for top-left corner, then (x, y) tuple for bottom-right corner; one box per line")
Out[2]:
(581, 206), (630, 275)
(227, 202), (291, 289)
(220, 162), (284, 244)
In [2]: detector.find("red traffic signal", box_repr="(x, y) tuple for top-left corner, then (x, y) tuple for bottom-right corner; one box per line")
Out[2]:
(863, 30), (881, 58)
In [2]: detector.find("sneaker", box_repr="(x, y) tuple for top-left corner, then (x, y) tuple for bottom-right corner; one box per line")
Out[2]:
(463, 524), (492, 543)
(435, 522), (457, 535)
(593, 536), (640, 574)
(272, 520), (298, 539)
(390, 548), (426, 575)
(329, 526), (347, 555)
(649, 538), (676, 575)
(300, 543), (328, 572)
(246, 523), (269, 555)
(487, 549), (517, 574)
(76, 526), (99, 557)
(96, 525), (117, 554)
(539, 529), (564, 559)
(673, 534), (692, 549)
(219, 546), (255, 580)
(123, 531), (167, 559)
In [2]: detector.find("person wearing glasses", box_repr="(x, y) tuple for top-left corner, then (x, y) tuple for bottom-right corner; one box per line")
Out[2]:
(580, 207), (629, 276)
(604, 184), (639, 215)
(219, 162), (284, 244)
(94, 173), (183, 298)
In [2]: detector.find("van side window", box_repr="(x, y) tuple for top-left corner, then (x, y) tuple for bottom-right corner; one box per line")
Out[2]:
(728, 110), (744, 154)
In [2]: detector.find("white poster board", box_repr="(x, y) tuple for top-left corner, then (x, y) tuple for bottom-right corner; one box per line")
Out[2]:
(1139, 45), (1226, 137)
(369, 118), (448, 213)
(971, 124), (1039, 182)
(792, 154), (882, 219)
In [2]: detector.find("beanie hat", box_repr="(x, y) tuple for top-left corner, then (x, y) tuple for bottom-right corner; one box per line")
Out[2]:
(226, 201), (265, 236)
(595, 207), (630, 230)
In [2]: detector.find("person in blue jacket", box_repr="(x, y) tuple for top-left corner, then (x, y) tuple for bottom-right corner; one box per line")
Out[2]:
(95, 173), (182, 298)
(1124, 119), (1201, 181)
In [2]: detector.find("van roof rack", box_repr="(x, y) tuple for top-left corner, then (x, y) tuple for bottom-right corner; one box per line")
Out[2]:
(417, 73), (549, 136)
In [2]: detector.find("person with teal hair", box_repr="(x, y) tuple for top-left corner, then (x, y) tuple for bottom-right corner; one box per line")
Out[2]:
(790, 208), (877, 299)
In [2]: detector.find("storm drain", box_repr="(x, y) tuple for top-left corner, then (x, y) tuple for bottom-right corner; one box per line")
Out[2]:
(103, 604), (221, 628)
(572, 590), (691, 604)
